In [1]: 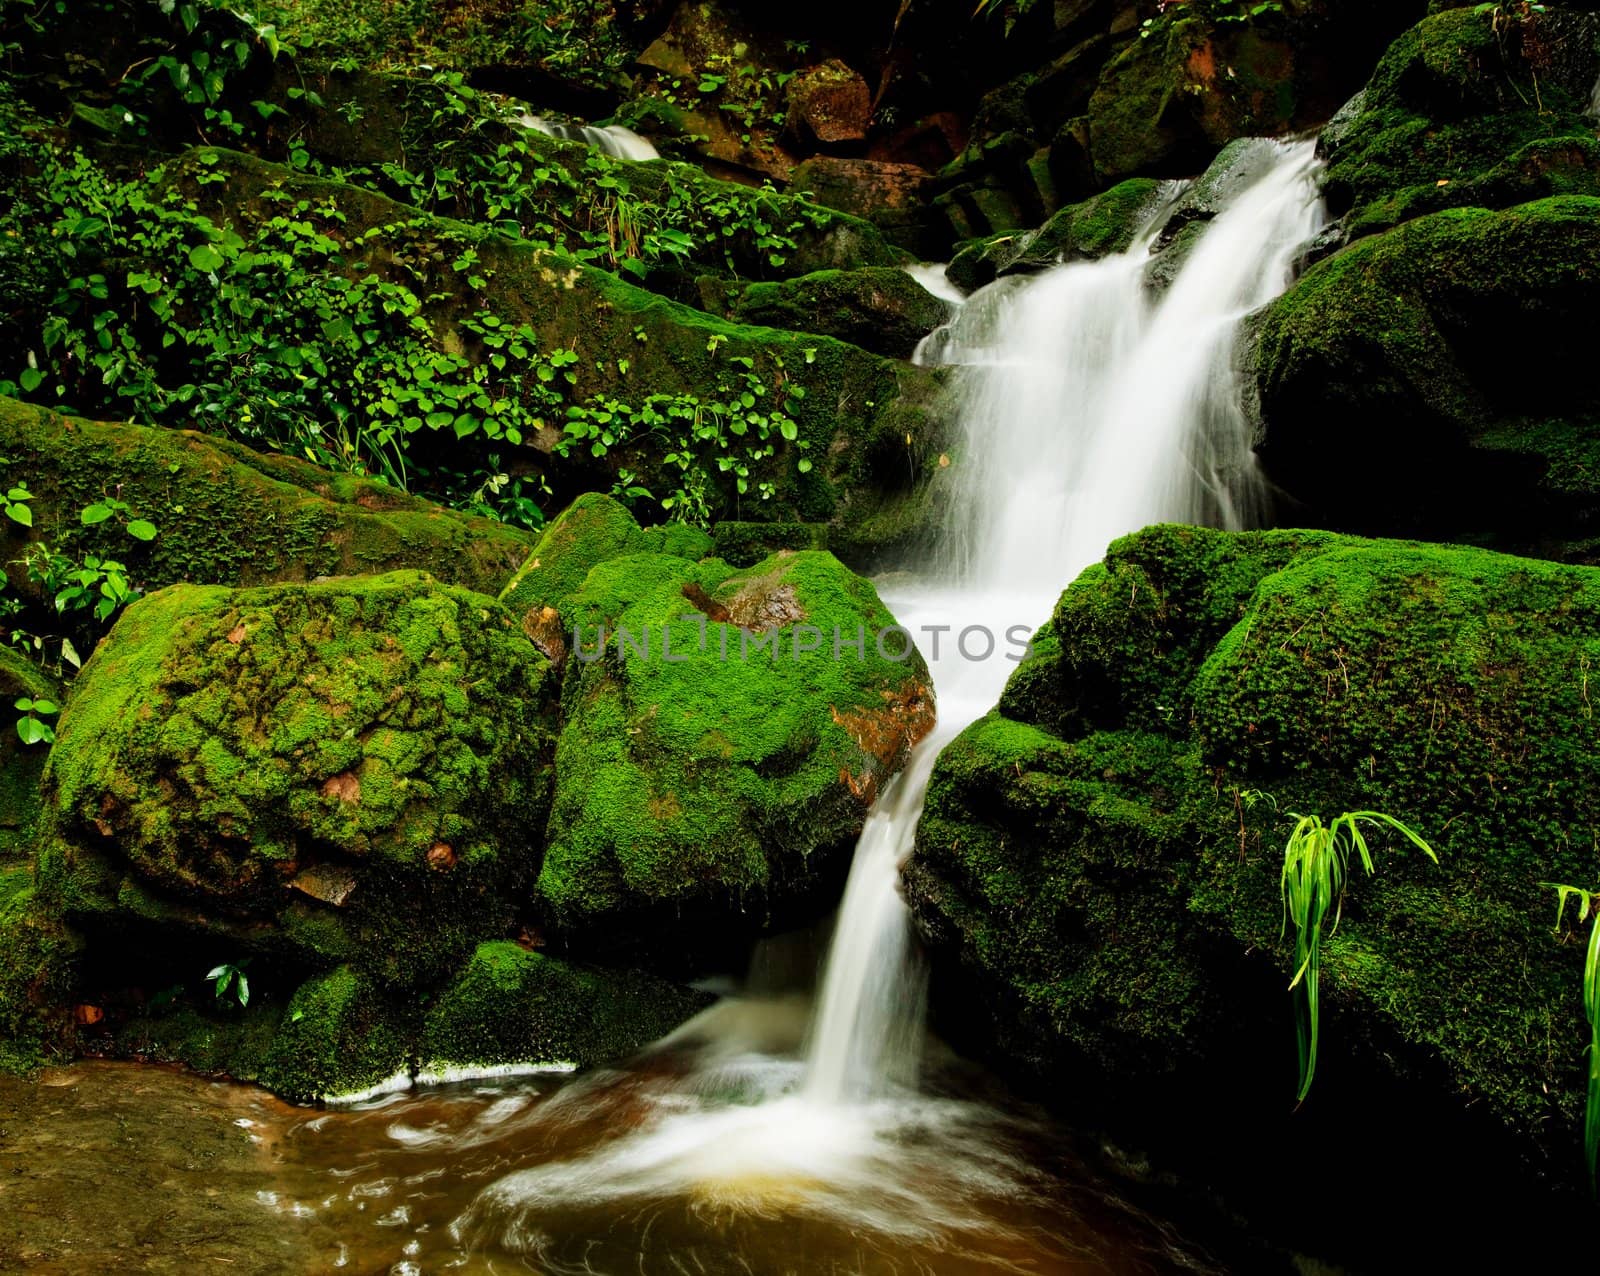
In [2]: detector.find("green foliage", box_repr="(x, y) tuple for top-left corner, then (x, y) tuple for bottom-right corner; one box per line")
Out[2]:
(254, 0), (634, 92)
(13, 696), (58, 746)
(206, 959), (251, 1008)
(0, 0), (287, 142)
(1280, 811), (1438, 1104)
(1545, 883), (1599, 1193)
(325, 72), (832, 282)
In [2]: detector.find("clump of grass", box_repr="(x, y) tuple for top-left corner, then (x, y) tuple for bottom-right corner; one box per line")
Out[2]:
(1280, 811), (1438, 1105)
(1544, 882), (1599, 1194)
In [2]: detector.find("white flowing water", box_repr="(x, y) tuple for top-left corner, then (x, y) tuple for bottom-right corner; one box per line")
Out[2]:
(448, 138), (1325, 1261)
(515, 112), (661, 161)
(804, 138), (1325, 1102)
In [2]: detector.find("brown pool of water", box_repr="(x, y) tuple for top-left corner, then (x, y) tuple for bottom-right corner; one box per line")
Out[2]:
(0, 1050), (1225, 1275)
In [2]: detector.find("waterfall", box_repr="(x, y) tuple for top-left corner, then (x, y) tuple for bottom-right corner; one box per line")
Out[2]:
(800, 138), (1326, 1102)
(514, 112), (660, 161)
(456, 138), (1325, 1250)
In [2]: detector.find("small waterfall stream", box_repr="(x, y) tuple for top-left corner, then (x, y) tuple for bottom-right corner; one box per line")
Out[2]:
(801, 138), (1325, 1103)
(431, 137), (1327, 1266)
(515, 112), (661, 161)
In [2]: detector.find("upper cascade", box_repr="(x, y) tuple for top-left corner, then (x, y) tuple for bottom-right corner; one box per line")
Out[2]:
(516, 113), (661, 162)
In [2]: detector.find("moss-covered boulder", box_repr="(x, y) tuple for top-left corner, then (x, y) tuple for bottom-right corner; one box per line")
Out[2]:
(947, 177), (1163, 291)
(728, 268), (949, 359)
(907, 524), (1600, 1218)
(1086, 11), (1299, 184)
(0, 395), (534, 600)
(418, 941), (710, 1075)
(501, 494), (934, 950)
(39, 571), (558, 989)
(1250, 195), (1600, 558)
(258, 965), (414, 1102)
(1320, 6), (1600, 243)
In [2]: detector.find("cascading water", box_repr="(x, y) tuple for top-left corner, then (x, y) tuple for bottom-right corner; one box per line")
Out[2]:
(434, 137), (1326, 1267)
(515, 112), (661, 161)
(802, 138), (1324, 1105)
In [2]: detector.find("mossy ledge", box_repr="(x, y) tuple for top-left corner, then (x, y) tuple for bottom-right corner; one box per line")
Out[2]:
(0, 393), (534, 599)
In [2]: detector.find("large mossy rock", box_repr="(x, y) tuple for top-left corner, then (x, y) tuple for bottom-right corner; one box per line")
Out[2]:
(0, 395), (534, 600)
(728, 268), (949, 359)
(39, 571), (558, 989)
(1320, 6), (1600, 244)
(1250, 195), (1600, 558)
(501, 493), (935, 951)
(907, 525), (1600, 1217)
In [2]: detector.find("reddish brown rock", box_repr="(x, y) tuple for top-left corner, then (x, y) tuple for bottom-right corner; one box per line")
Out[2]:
(790, 156), (931, 222)
(785, 59), (872, 150)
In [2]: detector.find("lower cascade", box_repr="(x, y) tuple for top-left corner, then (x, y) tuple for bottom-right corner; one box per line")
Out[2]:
(430, 138), (1328, 1262)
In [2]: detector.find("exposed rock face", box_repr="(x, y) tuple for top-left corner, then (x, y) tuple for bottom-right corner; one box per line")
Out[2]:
(1250, 195), (1600, 558)
(907, 524), (1600, 1202)
(790, 157), (935, 254)
(39, 571), (559, 989)
(505, 494), (935, 950)
(785, 59), (872, 149)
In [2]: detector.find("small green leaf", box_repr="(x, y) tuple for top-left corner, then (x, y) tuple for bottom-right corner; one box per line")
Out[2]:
(80, 503), (114, 526)
(126, 520), (159, 541)
(18, 368), (44, 393)
(189, 243), (225, 272)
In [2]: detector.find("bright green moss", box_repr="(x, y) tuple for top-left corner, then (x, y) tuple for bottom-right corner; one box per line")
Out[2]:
(43, 571), (557, 989)
(498, 493), (713, 633)
(539, 547), (934, 947)
(909, 526), (1600, 1182)
(259, 966), (412, 1102)
(418, 941), (709, 1072)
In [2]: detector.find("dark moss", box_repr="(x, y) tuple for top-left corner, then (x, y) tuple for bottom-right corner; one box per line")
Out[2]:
(0, 648), (58, 863)
(947, 178), (1162, 291)
(153, 146), (930, 535)
(1321, 8), (1600, 241)
(0, 394), (535, 601)
(418, 941), (710, 1072)
(711, 521), (830, 567)
(729, 268), (948, 360)
(0, 865), (79, 1075)
(1251, 195), (1600, 553)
